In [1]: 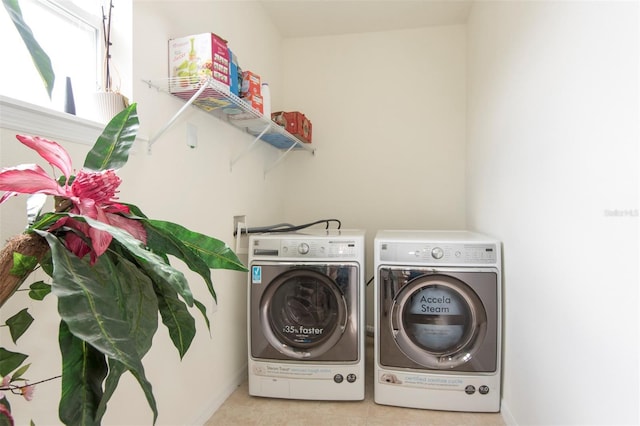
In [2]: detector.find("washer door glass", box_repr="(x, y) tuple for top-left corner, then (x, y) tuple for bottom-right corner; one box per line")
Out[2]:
(391, 274), (487, 369)
(261, 268), (348, 359)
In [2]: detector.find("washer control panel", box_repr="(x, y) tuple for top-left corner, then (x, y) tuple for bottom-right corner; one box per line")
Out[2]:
(252, 238), (360, 259)
(379, 241), (498, 264)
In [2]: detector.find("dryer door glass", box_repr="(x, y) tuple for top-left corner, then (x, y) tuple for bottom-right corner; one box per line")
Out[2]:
(404, 285), (471, 352)
(261, 268), (348, 358)
(391, 274), (487, 369)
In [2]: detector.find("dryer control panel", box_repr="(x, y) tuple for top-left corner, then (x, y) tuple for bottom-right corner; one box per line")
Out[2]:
(252, 238), (360, 259)
(378, 242), (498, 265)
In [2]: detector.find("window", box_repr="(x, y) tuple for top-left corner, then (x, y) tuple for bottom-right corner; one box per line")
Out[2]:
(0, 0), (102, 113)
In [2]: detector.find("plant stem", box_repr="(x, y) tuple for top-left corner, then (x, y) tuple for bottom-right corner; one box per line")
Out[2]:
(0, 233), (49, 308)
(1, 375), (62, 394)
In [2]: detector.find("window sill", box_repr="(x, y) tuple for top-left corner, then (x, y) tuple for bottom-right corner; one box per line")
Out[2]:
(1, 95), (107, 146)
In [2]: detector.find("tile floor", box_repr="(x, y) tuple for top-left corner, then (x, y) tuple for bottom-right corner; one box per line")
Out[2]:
(205, 337), (505, 425)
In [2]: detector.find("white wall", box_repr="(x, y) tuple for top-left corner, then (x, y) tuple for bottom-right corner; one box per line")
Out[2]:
(1, 1), (294, 424)
(467, 1), (639, 425)
(280, 26), (468, 325)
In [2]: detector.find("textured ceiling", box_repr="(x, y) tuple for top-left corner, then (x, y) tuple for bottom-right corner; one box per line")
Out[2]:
(259, 0), (473, 38)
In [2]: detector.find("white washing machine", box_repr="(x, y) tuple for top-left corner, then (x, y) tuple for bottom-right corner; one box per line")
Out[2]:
(374, 230), (502, 412)
(248, 229), (365, 400)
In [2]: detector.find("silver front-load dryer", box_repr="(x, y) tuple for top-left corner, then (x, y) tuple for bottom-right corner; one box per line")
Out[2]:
(248, 229), (365, 401)
(374, 230), (502, 412)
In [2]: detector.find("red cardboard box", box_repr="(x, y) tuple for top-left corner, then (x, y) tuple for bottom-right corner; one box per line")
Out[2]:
(272, 111), (312, 143)
(244, 93), (264, 114)
(169, 33), (230, 94)
(241, 71), (261, 98)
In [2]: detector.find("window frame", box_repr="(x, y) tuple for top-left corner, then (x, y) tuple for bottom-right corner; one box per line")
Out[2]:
(0, 1), (123, 141)
(1, 95), (105, 146)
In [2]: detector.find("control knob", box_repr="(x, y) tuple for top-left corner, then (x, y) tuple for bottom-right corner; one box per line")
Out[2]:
(298, 243), (310, 255)
(431, 247), (444, 259)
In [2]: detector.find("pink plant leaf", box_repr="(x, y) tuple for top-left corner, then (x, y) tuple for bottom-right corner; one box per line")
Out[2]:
(103, 202), (130, 215)
(0, 191), (18, 204)
(74, 198), (112, 260)
(89, 206), (113, 259)
(59, 218), (92, 259)
(47, 215), (70, 233)
(16, 135), (73, 179)
(73, 197), (98, 220)
(50, 211), (95, 260)
(0, 164), (67, 203)
(64, 232), (92, 259)
(107, 213), (147, 244)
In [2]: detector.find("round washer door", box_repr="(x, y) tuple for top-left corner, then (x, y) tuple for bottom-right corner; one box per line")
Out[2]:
(390, 274), (487, 369)
(260, 268), (348, 359)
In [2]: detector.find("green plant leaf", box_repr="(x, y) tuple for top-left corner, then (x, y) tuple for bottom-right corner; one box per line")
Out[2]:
(96, 360), (126, 420)
(35, 230), (150, 383)
(9, 252), (38, 277)
(2, 0), (54, 98)
(95, 255), (159, 423)
(73, 214), (195, 307)
(0, 396), (10, 412)
(39, 231), (159, 423)
(121, 202), (148, 219)
(146, 220), (247, 272)
(28, 281), (51, 300)
(96, 358), (158, 425)
(194, 299), (211, 333)
(0, 348), (28, 377)
(144, 221), (218, 301)
(9, 362), (30, 382)
(153, 280), (196, 359)
(58, 320), (107, 426)
(114, 255), (159, 353)
(5, 308), (33, 343)
(83, 103), (139, 172)
(39, 249), (53, 277)
(29, 211), (65, 232)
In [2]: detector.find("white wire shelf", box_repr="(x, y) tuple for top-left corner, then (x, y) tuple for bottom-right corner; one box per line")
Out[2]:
(143, 77), (315, 155)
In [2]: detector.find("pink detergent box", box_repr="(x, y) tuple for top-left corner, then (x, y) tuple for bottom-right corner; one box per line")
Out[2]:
(168, 33), (230, 96)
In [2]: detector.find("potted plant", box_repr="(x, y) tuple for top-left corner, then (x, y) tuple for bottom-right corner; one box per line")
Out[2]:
(0, 105), (247, 425)
(92, 0), (129, 122)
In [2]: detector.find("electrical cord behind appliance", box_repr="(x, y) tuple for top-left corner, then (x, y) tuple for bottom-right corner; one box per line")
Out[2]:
(234, 218), (342, 236)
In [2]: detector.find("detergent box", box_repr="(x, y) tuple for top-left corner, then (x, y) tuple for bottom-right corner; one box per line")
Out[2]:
(168, 33), (230, 95)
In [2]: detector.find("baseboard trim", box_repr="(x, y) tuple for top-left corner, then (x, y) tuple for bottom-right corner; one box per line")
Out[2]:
(500, 399), (517, 426)
(189, 364), (248, 425)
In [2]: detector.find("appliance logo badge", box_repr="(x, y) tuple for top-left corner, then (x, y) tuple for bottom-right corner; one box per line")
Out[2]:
(251, 266), (262, 284)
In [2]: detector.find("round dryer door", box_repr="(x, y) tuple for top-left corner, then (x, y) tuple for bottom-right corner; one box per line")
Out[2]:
(390, 274), (487, 369)
(260, 268), (348, 359)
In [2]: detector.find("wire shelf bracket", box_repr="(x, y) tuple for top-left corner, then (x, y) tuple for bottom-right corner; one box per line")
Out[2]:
(146, 81), (209, 154)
